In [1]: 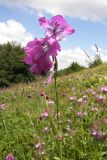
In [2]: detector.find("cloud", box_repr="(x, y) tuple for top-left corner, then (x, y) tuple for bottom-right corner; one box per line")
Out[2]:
(57, 47), (88, 70)
(58, 47), (107, 70)
(1, 0), (107, 22)
(0, 19), (33, 46)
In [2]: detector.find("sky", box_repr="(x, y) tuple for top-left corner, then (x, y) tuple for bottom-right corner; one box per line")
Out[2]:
(0, 0), (107, 69)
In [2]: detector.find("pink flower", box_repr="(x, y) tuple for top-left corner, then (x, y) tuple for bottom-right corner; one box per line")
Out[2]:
(24, 38), (60, 74)
(40, 91), (45, 97)
(39, 15), (75, 41)
(77, 111), (87, 118)
(70, 96), (77, 102)
(0, 103), (7, 110)
(95, 95), (106, 103)
(101, 86), (107, 93)
(77, 98), (84, 105)
(35, 142), (42, 149)
(43, 127), (50, 134)
(39, 111), (48, 120)
(5, 154), (14, 160)
(91, 130), (106, 142)
(47, 100), (54, 106)
(82, 95), (88, 101)
(29, 54), (52, 75)
(35, 142), (45, 155)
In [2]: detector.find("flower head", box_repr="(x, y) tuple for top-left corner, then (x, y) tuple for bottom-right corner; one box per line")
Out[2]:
(91, 130), (106, 142)
(77, 111), (87, 118)
(24, 38), (60, 74)
(0, 103), (7, 110)
(39, 15), (75, 41)
(5, 154), (14, 160)
(101, 86), (107, 93)
(39, 111), (48, 120)
(95, 95), (106, 103)
(43, 127), (50, 134)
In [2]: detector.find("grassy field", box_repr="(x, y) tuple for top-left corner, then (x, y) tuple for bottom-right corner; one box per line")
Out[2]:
(1, 64), (107, 160)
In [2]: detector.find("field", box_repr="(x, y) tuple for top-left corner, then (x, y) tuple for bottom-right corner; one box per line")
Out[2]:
(1, 64), (107, 160)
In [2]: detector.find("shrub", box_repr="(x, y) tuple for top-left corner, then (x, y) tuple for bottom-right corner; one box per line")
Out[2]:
(58, 62), (85, 76)
(0, 42), (34, 87)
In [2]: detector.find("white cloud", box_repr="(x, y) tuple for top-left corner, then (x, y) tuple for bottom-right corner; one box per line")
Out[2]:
(57, 47), (88, 70)
(58, 47), (107, 70)
(1, 0), (107, 22)
(0, 19), (33, 46)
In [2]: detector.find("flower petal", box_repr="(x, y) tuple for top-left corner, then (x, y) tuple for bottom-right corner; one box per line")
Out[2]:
(39, 17), (50, 29)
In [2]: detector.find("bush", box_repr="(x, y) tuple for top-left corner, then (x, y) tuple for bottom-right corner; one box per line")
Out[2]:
(58, 62), (85, 76)
(0, 42), (34, 87)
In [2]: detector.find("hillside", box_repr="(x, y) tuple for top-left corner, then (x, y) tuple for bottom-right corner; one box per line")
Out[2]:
(0, 63), (107, 160)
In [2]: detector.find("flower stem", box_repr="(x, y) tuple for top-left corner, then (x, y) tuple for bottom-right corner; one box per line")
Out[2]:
(54, 57), (59, 129)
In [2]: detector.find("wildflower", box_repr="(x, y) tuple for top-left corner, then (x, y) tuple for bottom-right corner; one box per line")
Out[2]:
(66, 127), (73, 134)
(39, 111), (48, 120)
(0, 103), (7, 110)
(47, 100), (54, 106)
(101, 86), (107, 93)
(70, 96), (77, 102)
(77, 98), (84, 105)
(40, 91), (45, 97)
(77, 111), (87, 118)
(82, 95), (88, 101)
(91, 130), (106, 142)
(35, 142), (45, 155)
(5, 154), (14, 160)
(43, 127), (50, 134)
(95, 95), (106, 103)
(92, 91), (96, 95)
(39, 15), (75, 41)
(24, 38), (60, 74)
(35, 142), (43, 150)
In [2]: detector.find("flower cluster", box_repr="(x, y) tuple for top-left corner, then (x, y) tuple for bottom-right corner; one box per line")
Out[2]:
(5, 154), (14, 160)
(23, 15), (75, 74)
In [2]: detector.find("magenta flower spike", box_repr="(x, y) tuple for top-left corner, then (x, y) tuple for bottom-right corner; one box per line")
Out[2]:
(39, 15), (75, 41)
(24, 38), (61, 74)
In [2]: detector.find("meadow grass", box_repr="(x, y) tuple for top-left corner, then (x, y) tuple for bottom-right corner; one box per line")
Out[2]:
(1, 64), (107, 160)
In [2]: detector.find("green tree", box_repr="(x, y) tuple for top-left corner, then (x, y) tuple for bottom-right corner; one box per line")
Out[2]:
(0, 42), (34, 87)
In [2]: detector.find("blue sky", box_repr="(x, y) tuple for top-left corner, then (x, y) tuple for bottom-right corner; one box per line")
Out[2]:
(0, 0), (107, 69)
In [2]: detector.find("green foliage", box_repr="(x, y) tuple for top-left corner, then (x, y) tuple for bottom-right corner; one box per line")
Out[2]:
(58, 62), (85, 76)
(85, 44), (102, 68)
(0, 42), (34, 87)
(89, 53), (102, 68)
(1, 64), (107, 159)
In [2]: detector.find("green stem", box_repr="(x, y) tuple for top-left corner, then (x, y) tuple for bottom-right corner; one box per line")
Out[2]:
(54, 57), (59, 129)
(45, 71), (62, 160)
